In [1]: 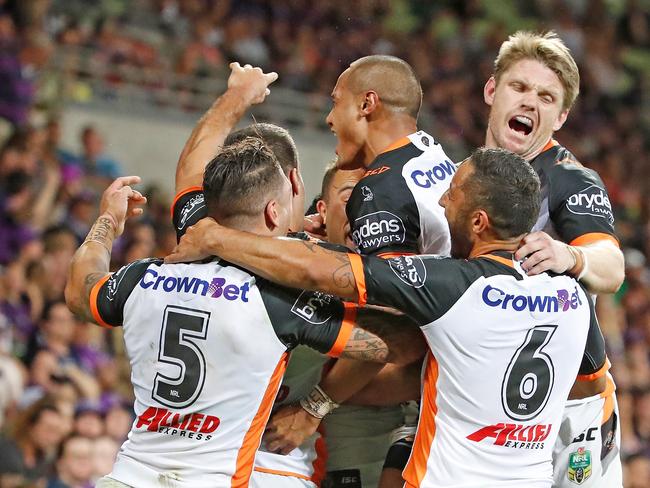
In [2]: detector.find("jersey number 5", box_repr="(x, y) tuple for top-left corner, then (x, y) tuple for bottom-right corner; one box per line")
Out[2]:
(501, 325), (557, 421)
(152, 306), (210, 408)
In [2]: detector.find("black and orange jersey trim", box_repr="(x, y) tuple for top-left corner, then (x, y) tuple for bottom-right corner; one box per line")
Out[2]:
(531, 140), (618, 246)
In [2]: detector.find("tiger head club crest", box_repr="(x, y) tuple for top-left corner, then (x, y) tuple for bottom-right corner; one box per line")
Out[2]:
(567, 447), (592, 484)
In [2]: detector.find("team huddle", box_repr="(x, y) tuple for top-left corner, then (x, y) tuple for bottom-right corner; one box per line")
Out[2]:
(64, 31), (625, 488)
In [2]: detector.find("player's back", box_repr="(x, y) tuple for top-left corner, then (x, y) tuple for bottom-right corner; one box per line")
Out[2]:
(403, 258), (592, 487)
(91, 258), (353, 488)
(103, 259), (284, 487)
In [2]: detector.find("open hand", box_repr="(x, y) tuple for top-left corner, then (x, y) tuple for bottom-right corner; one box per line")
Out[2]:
(165, 217), (222, 264)
(515, 231), (575, 275)
(303, 213), (326, 239)
(262, 404), (322, 455)
(228, 62), (278, 106)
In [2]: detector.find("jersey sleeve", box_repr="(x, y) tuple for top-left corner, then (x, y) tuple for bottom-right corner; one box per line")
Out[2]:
(90, 259), (161, 328)
(577, 288), (607, 378)
(258, 281), (356, 357)
(547, 164), (619, 247)
(349, 253), (473, 326)
(171, 187), (207, 241)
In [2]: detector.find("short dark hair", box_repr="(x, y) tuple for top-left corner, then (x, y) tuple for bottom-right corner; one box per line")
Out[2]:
(319, 161), (339, 203)
(225, 123), (299, 174)
(465, 148), (540, 239)
(203, 137), (286, 222)
(347, 55), (422, 119)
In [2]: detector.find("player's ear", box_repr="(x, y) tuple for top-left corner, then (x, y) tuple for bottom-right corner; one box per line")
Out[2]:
(288, 167), (304, 197)
(361, 91), (379, 116)
(553, 109), (569, 132)
(264, 199), (281, 230)
(472, 209), (490, 235)
(484, 76), (496, 106)
(316, 199), (327, 226)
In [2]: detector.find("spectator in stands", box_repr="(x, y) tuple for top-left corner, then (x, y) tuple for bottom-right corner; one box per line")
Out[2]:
(103, 403), (132, 443)
(77, 125), (122, 181)
(73, 401), (104, 439)
(0, 13), (35, 127)
(91, 435), (119, 482)
(0, 396), (65, 485)
(0, 170), (38, 265)
(48, 434), (95, 488)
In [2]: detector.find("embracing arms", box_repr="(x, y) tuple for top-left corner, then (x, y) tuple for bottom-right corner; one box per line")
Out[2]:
(166, 217), (360, 301)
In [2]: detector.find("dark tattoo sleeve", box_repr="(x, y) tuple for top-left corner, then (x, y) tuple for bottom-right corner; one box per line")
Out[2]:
(352, 307), (427, 365)
(298, 240), (357, 299)
(84, 216), (116, 252)
(74, 272), (108, 322)
(340, 326), (391, 362)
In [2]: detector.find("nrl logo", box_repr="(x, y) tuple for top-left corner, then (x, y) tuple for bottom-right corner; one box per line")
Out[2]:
(567, 447), (592, 485)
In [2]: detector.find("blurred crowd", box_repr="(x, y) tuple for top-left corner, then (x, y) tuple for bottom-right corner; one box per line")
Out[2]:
(0, 0), (648, 486)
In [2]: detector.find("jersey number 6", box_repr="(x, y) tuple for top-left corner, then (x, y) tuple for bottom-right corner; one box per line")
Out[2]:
(501, 325), (557, 421)
(152, 306), (210, 408)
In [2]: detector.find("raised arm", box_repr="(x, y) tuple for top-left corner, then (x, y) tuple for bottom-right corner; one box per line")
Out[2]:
(166, 217), (360, 301)
(175, 63), (278, 192)
(65, 176), (146, 323)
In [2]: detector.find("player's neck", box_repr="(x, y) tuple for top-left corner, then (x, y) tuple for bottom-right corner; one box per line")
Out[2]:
(363, 116), (417, 166)
(219, 216), (278, 238)
(469, 238), (520, 259)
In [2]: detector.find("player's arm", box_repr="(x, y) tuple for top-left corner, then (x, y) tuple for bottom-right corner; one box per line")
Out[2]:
(166, 217), (455, 323)
(174, 63), (278, 193)
(166, 217), (361, 301)
(515, 165), (623, 294)
(264, 306), (426, 453)
(65, 176), (146, 323)
(347, 360), (422, 406)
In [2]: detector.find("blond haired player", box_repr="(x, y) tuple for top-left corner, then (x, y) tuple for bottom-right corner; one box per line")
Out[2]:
(484, 31), (624, 488)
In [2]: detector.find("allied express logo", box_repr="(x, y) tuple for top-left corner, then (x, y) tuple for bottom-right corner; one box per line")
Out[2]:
(136, 406), (219, 441)
(467, 422), (552, 449)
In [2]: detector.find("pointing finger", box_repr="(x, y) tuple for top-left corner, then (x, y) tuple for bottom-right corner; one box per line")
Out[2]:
(111, 176), (141, 189)
(265, 71), (279, 84)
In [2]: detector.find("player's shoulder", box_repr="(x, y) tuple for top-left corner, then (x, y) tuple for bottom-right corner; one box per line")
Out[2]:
(540, 143), (603, 185)
(391, 252), (523, 294)
(109, 258), (164, 292)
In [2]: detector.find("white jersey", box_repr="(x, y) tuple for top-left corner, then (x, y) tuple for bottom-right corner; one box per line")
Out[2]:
(326, 131), (454, 486)
(90, 258), (355, 488)
(253, 345), (329, 484)
(346, 130), (453, 258)
(349, 251), (604, 487)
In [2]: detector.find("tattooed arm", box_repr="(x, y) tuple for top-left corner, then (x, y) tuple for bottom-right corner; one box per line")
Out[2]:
(166, 217), (359, 300)
(264, 307), (426, 454)
(65, 177), (146, 323)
